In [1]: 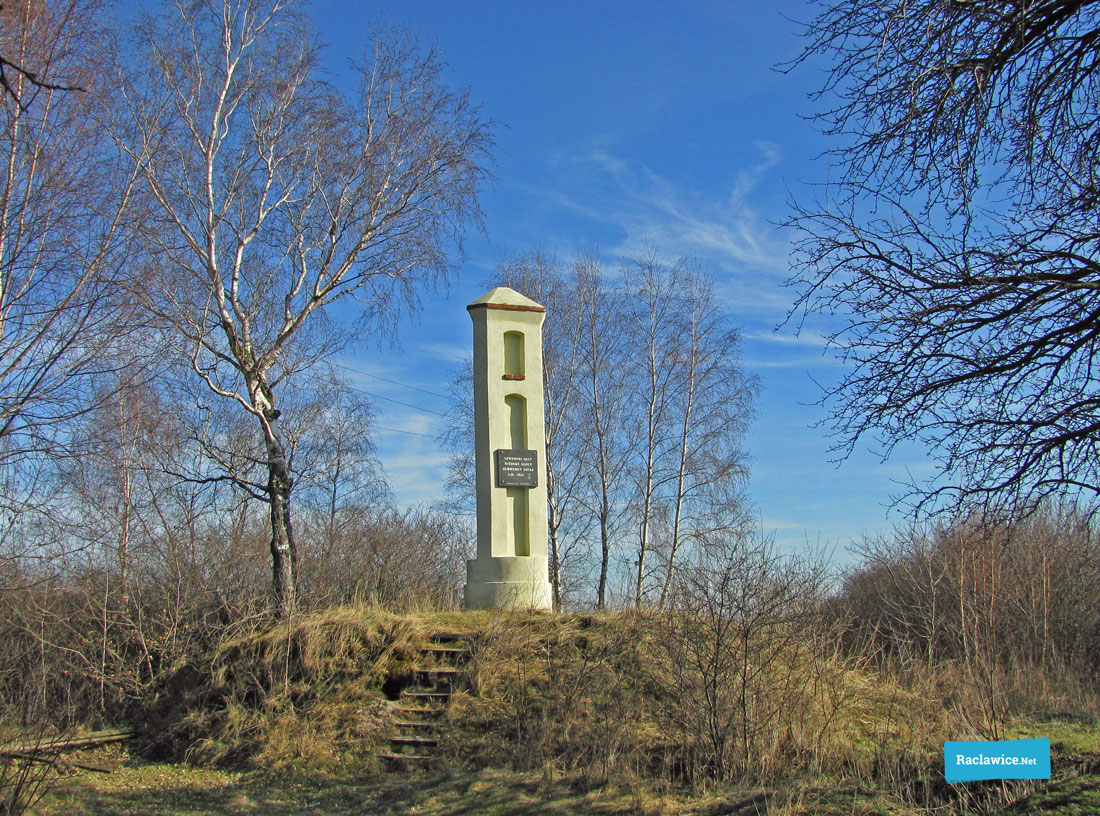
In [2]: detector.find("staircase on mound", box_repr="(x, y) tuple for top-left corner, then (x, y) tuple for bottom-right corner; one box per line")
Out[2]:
(379, 632), (471, 768)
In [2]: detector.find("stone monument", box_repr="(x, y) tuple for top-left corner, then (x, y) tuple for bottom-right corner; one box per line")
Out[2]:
(463, 287), (553, 610)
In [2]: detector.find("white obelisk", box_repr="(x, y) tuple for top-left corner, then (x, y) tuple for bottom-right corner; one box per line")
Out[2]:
(463, 287), (552, 609)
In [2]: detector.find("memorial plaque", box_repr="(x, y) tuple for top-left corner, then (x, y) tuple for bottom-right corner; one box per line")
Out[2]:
(495, 449), (538, 488)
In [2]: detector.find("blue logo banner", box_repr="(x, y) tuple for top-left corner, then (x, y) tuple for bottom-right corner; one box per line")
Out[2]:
(945, 738), (1051, 783)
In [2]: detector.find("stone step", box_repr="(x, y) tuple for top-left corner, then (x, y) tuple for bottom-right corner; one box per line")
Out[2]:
(393, 706), (444, 717)
(421, 645), (468, 655)
(388, 736), (439, 747)
(414, 666), (461, 676)
(379, 752), (435, 763)
(393, 720), (438, 729)
(401, 691), (450, 700)
(430, 632), (472, 644)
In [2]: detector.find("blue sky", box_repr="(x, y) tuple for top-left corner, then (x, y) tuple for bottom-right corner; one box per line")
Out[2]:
(310, 0), (932, 558)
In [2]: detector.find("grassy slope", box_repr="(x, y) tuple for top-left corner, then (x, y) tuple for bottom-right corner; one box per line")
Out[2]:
(36, 735), (1100, 816)
(31, 607), (1100, 816)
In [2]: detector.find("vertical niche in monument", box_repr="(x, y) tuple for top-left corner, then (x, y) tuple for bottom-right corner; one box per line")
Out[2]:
(504, 392), (529, 556)
(503, 331), (525, 380)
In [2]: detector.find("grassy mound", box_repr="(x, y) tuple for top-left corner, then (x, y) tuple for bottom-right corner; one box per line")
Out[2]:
(134, 605), (1099, 814)
(443, 611), (960, 787)
(140, 606), (484, 769)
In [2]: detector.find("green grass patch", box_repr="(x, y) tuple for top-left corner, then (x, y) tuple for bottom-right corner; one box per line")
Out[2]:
(37, 746), (683, 816)
(32, 723), (1100, 816)
(999, 774), (1100, 816)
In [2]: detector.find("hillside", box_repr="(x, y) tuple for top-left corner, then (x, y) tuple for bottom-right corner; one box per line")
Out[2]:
(31, 605), (1100, 815)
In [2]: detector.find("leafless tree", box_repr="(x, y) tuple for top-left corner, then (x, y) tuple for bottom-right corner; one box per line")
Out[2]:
(282, 369), (390, 530)
(113, 0), (491, 616)
(296, 505), (469, 609)
(788, 1), (1100, 516)
(441, 359), (476, 507)
(657, 530), (827, 781)
(0, 0), (141, 519)
(64, 374), (172, 597)
(0, 1), (86, 107)
(574, 257), (635, 609)
(281, 368), (392, 597)
(659, 263), (757, 607)
(622, 255), (679, 607)
(622, 257), (757, 607)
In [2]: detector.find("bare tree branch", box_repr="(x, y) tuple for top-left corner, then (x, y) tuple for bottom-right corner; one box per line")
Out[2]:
(788, 0), (1100, 516)
(113, 0), (491, 616)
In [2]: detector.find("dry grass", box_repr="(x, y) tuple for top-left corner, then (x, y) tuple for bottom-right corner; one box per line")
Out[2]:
(117, 605), (1100, 815)
(139, 603), (488, 770)
(440, 610), (975, 792)
(33, 720), (1100, 816)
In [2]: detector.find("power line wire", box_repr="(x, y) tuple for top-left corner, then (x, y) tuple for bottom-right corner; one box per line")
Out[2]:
(360, 389), (448, 417)
(375, 425), (438, 439)
(320, 375), (449, 421)
(333, 360), (449, 399)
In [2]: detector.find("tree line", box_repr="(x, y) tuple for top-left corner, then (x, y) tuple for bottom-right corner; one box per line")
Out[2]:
(0, 0), (490, 620)
(0, 0), (493, 753)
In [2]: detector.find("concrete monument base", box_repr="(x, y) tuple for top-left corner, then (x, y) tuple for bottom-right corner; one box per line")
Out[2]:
(464, 556), (552, 610)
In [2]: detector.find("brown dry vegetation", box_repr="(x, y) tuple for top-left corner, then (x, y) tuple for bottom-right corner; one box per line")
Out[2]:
(86, 602), (1093, 815)
(4, 507), (1099, 815)
(140, 607), (471, 769)
(448, 612), (960, 789)
(0, 595), (1094, 815)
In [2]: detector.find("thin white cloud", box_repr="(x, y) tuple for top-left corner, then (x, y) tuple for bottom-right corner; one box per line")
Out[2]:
(743, 328), (831, 347)
(574, 141), (789, 276)
(384, 446), (450, 507)
(575, 143), (799, 324)
(499, 138), (798, 321)
(744, 355), (843, 369)
(417, 341), (470, 365)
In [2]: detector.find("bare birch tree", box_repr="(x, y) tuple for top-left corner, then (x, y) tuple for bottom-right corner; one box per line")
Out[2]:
(0, 1), (84, 105)
(623, 256), (680, 607)
(114, 0), (491, 616)
(574, 257), (635, 609)
(288, 373), (389, 519)
(657, 262), (757, 608)
(64, 375), (171, 597)
(620, 257), (757, 608)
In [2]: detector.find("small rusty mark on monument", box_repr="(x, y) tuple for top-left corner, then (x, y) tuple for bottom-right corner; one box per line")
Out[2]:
(495, 449), (538, 488)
